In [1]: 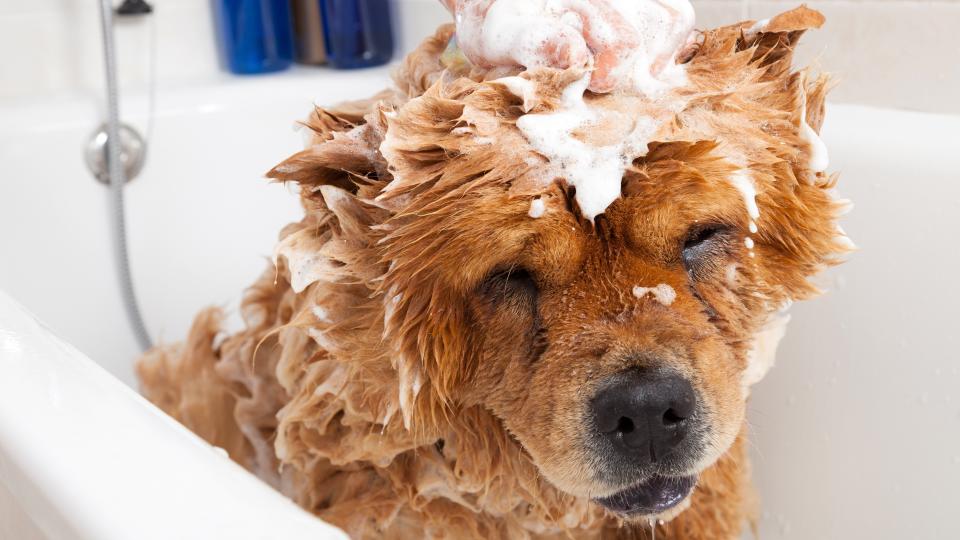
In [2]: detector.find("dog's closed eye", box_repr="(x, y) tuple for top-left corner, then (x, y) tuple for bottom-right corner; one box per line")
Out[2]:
(682, 224), (730, 279)
(481, 267), (539, 303)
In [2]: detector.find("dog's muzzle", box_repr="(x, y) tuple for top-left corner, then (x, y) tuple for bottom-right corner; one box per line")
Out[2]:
(588, 368), (703, 515)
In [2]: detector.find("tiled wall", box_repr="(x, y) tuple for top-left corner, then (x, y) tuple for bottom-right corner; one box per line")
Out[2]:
(0, 0), (221, 103)
(0, 0), (956, 114)
(695, 0), (960, 115)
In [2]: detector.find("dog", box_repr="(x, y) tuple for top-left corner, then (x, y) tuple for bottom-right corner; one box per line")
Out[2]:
(138, 6), (849, 538)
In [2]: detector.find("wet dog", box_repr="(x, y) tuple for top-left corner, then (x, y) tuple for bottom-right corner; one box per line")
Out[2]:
(139, 6), (849, 539)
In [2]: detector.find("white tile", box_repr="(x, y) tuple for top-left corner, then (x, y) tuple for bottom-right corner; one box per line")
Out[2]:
(749, 1), (960, 114)
(693, 0), (749, 29)
(392, 0), (451, 56)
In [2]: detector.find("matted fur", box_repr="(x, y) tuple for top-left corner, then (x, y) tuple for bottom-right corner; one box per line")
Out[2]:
(139, 6), (847, 539)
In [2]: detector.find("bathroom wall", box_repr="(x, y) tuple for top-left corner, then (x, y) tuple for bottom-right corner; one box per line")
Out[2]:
(0, 1), (956, 113)
(695, 0), (960, 114)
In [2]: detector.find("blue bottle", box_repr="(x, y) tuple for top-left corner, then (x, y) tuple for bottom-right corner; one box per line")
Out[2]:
(320, 0), (394, 69)
(214, 0), (295, 74)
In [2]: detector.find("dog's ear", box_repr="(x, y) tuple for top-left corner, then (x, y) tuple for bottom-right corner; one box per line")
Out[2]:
(266, 102), (393, 196)
(737, 6), (825, 70)
(378, 183), (530, 429)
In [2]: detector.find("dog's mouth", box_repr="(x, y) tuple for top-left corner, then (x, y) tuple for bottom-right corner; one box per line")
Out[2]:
(593, 474), (697, 516)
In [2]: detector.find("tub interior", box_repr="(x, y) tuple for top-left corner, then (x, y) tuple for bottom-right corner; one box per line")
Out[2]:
(1, 6), (959, 536)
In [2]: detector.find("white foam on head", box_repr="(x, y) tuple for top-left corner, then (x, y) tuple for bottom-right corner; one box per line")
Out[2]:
(834, 233), (856, 250)
(798, 74), (829, 174)
(398, 356), (424, 429)
(515, 74), (661, 221)
(459, 0), (695, 96)
(312, 306), (331, 323)
(274, 229), (334, 294)
(605, 0), (696, 94)
(652, 283), (677, 306)
(742, 310), (791, 395)
(728, 170), (760, 220)
(528, 197), (546, 218)
(494, 76), (538, 112)
(724, 264), (739, 287)
(744, 17), (770, 38)
(460, 1), (698, 219)
(633, 283), (676, 306)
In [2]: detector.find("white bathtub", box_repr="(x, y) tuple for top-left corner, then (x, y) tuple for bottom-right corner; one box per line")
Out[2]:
(2, 67), (959, 538)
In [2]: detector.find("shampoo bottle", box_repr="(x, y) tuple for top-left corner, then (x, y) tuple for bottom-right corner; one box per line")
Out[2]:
(214, 0), (295, 74)
(291, 0), (328, 65)
(319, 0), (394, 69)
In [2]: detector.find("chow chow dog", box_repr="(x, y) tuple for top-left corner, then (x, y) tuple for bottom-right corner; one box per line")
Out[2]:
(139, 5), (850, 538)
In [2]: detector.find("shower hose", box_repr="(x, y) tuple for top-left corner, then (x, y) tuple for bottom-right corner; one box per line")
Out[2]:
(98, 0), (153, 352)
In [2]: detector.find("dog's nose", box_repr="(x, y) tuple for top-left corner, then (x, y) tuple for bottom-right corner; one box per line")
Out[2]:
(591, 370), (697, 463)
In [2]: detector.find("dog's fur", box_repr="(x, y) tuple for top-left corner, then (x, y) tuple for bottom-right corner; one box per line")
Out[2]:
(138, 7), (847, 539)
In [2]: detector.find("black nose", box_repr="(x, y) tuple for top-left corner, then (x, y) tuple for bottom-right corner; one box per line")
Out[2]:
(591, 370), (697, 463)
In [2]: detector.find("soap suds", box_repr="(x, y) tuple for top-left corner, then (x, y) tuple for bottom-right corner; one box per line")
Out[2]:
(742, 310), (791, 394)
(398, 357), (424, 429)
(382, 288), (403, 337)
(494, 76), (538, 112)
(313, 306), (332, 323)
(605, 0), (696, 94)
(274, 229), (336, 293)
(798, 74), (829, 174)
(724, 264), (739, 287)
(457, 0), (695, 95)
(834, 228), (856, 250)
(744, 17), (770, 38)
(633, 283), (677, 306)
(528, 197), (546, 218)
(515, 74), (662, 221)
(471, 2), (697, 220)
(728, 170), (760, 233)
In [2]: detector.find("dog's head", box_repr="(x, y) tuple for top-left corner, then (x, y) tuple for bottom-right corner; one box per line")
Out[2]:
(270, 6), (847, 524)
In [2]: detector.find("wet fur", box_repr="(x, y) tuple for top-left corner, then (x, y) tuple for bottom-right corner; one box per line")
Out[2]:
(138, 7), (846, 539)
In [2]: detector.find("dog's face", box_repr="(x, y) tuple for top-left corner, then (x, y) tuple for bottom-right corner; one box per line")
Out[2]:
(272, 12), (845, 525)
(374, 69), (843, 521)
(460, 172), (755, 518)
(400, 142), (780, 520)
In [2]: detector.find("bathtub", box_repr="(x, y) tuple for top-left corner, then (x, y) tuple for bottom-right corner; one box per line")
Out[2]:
(2, 67), (959, 538)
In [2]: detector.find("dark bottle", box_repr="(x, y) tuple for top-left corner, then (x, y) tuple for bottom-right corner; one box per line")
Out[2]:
(319, 0), (394, 69)
(290, 0), (328, 65)
(213, 0), (295, 74)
